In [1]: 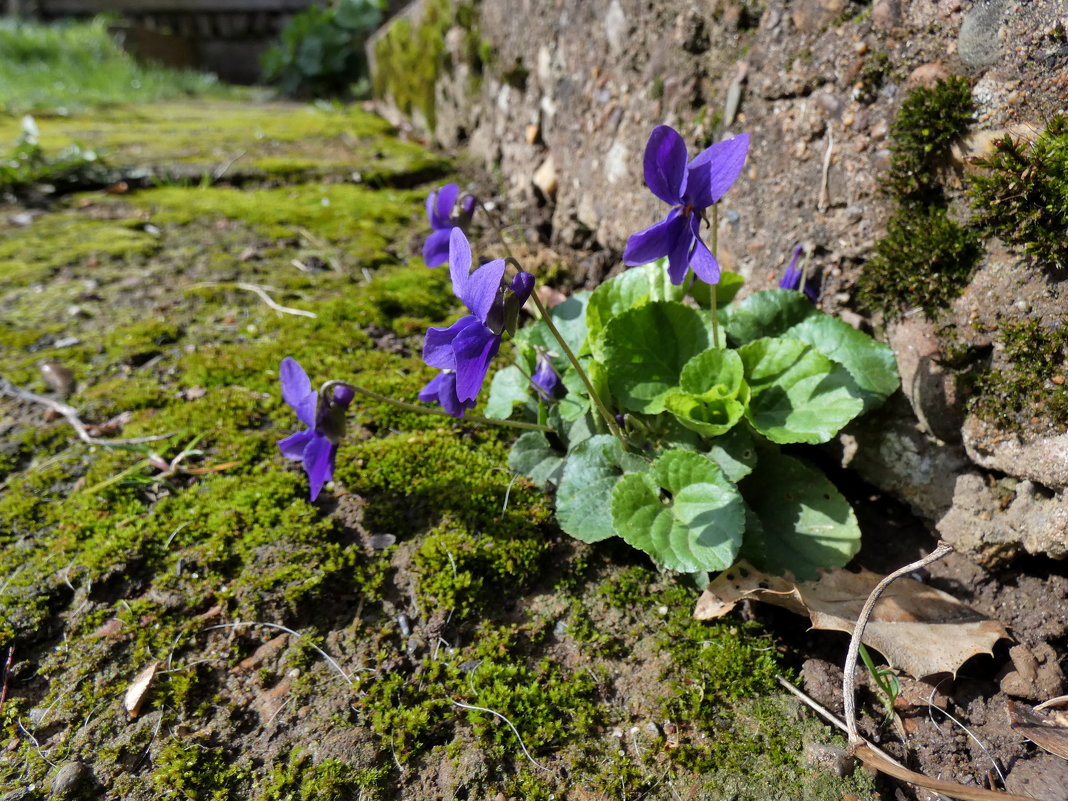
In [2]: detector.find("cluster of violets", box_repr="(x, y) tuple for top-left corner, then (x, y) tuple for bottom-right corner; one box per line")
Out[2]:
(278, 124), (817, 500)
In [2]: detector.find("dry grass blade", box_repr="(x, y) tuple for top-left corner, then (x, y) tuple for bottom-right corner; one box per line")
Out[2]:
(852, 744), (1038, 801)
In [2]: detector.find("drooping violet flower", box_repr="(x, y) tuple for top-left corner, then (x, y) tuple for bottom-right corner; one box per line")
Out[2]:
(779, 245), (819, 302)
(531, 352), (564, 401)
(623, 126), (750, 285)
(420, 229), (534, 415)
(276, 357), (354, 500)
(423, 183), (476, 267)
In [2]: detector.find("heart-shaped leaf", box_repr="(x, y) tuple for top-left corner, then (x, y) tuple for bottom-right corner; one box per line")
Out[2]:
(739, 450), (861, 579)
(484, 365), (532, 419)
(611, 449), (745, 572)
(784, 314), (899, 411)
(723, 288), (818, 346)
(664, 349), (750, 436)
(507, 431), (565, 488)
(556, 435), (648, 543)
(603, 301), (711, 414)
(739, 337), (864, 444)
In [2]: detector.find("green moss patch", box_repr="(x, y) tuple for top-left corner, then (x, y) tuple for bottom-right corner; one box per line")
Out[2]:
(970, 115), (1068, 268)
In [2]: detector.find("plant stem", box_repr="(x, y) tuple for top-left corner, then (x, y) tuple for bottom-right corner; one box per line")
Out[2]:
(709, 203), (720, 347)
(525, 290), (626, 444)
(325, 381), (555, 433)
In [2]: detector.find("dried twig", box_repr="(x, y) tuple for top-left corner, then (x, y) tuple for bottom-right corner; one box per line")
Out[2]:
(0, 375), (173, 448)
(212, 149), (246, 181)
(840, 544), (1041, 801)
(842, 543), (953, 743)
(818, 132), (834, 212)
(194, 281), (317, 318)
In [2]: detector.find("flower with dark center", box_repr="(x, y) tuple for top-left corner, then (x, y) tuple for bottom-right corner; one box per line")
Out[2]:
(531, 351), (564, 401)
(420, 229), (534, 415)
(423, 183), (476, 267)
(623, 125), (750, 285)
(779, 244), (819, 302)
(276, 357), (354, 500)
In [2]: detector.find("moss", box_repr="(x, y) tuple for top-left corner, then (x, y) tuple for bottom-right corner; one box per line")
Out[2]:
(373, 0), (485, 129)
(857, 203), (983, 315)
(969, 115), (1068, 267)
(0, 103), (449, 186)
(150, 740), (249, 800)
(884, 75), (974, 202)
(0, 213), (159, 287)
(261, 750), (388, 801)
(125, 183), (424, 265)
(970, 316), (1068, 429)
(105, 319), (183, 364)
(855, 50), (890, 105)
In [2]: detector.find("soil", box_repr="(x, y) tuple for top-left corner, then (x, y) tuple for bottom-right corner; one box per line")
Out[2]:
(0, 99), (1065, 801)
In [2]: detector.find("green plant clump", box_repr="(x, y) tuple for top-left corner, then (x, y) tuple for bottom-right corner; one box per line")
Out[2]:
(858, 204), (983, 314)
(0, 16), (231, 113)
(884, 75), (974, 202)
(969, 115), (1068, 268)
(263, 0), (384, 98)
(971, 317), (1068, 429)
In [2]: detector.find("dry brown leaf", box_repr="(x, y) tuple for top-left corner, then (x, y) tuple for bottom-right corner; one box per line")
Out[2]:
(694, 562), (1009, 678)
(124, 661), (158, 718)
(1008, 700), (1068, 760)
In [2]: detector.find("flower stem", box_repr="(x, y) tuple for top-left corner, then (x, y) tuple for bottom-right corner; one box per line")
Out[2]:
(709, 203), (720, 347)
(525, 289), (626, 444)
(325, 381), (554, 433)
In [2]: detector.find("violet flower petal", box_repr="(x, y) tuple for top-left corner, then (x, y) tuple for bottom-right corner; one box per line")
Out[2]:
(688, 224), (721, 285)
(643, 125), (688, 205)
(687, 133), (750, 206)
(452, 320), (501, 401)
(277, 428), (314, 461)
(423, 316), (481, 369)
(448, 227), (472, 300)
(531, 355), (563, 400)
(419, 371), (475, 418)
(460, 258), (507, 323)
(303, 433), (335, 500)
(280, 357), (316, 427)
(622, 208), (684, 266)
(428, 183), (460, 229)
(666, 221), (697, 285)
(510, 271), (534, 304)
(422, 228), (452, 267)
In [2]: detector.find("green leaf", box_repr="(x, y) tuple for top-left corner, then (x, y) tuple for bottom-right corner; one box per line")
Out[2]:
(556, 435), (649, 543)
(690, 271), (745, 309)
(484, 366), (532, 419)
(611, 449), (745, 572)
(603, 301), (711, 414)
(704, 424), (758, 482)
(739, 337), (865, 444)
(664, 349), (750, 437)
(740, 450), (861, 580)
(784, 315), (900, 411)
(508, 432), (565, 488)
(516, 292), (591, 355)
(586, 263), (684, 360)
(723, 288), (818, 345)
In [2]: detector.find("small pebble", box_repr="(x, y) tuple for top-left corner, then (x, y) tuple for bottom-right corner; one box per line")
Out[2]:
(39, 361), (75, 397)
(368, 533), (396, 549)
(50, 761), (93, 797)
(397, 614), (411, 638)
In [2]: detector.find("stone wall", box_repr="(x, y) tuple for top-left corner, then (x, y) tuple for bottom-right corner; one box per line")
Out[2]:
(371, 0), (1068, 562)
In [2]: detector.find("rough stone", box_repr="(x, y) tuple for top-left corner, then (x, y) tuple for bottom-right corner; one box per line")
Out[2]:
(962, 416), (1068, 493)
(936, 473), (1068, 564)
(887, 317), (963, 443)
(50, 761), (95, 798)
(958, 0), (1007, 68)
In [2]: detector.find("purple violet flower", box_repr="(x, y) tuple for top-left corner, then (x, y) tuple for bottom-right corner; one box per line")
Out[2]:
(623, 126), (750, 286)
(276, 357), (354, 500)
(531, 352), (564, 401)
(420, 229), (534, 416)
(423, 184), (476, 267)
(779, 245), (819, 302)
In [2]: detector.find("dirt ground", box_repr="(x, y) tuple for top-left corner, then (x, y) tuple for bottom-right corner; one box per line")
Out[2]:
(0, 100), (1064, 801)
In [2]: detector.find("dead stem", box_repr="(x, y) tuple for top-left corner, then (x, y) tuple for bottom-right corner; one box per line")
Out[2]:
(0, 375), (174, 448)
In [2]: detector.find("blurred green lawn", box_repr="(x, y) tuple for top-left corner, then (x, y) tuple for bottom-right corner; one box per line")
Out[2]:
(0, 16), (243, 113)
